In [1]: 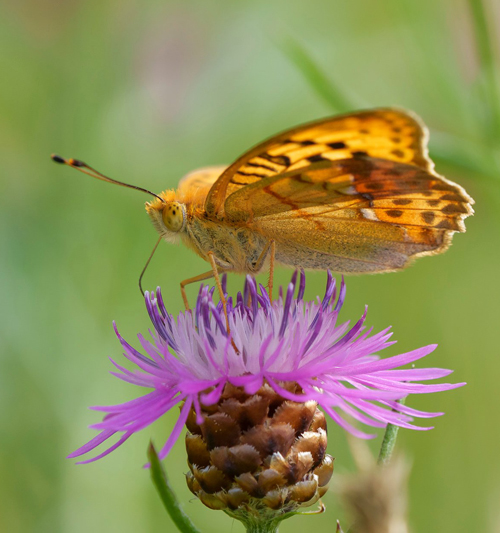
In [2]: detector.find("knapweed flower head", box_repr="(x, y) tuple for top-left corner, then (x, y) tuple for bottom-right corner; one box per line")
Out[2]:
(70, 271), (463, 467)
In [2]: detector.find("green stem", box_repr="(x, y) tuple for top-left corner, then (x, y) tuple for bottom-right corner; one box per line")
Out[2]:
(147, 442), (201, 533)
(377, 398), (405, 466)
(224, 510), (282, 533)
(468, 0), (500, 140)
(243, 521), (280, 533)
(225, 502), (314, 533)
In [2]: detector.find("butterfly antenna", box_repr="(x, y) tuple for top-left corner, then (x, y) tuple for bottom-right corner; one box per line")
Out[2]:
(139, 237), (162, 297)
(51, 154), (165, 203)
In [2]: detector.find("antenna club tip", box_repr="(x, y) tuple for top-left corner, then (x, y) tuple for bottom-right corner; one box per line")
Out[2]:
(51, 154), (86, 167)
(51, 154), (66, 164)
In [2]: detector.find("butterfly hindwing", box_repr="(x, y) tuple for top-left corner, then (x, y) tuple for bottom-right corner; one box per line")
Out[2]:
(221, 155), (472, 271)
(224, 157), (471, 229)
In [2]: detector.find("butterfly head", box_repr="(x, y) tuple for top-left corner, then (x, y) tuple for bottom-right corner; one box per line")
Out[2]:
(146, 191), (187, 243)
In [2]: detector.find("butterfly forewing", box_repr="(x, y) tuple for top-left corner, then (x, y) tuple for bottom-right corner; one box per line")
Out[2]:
(205, 109), (434, 217)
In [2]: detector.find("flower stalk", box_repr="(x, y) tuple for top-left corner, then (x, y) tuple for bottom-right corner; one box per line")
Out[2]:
(377, 398), (406, 466)
(148, 442), (201, 533)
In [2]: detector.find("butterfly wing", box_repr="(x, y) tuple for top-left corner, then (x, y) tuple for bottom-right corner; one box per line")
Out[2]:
(226, 157), (472, 271)
(205, 108), (434, 217)
(204, 108), (473, 272)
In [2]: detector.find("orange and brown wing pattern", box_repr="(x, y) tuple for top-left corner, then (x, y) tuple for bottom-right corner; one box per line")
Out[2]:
(225, 157), (471, 230)
(205, 108), (432, 217)
(223, 156), (473, 272)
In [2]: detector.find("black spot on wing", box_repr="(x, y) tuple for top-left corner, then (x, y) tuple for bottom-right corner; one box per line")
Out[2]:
(237, 170), (269, 179)
(441, 193), (464, 201)
(231, 176), (254, 185)
(307, 154), (327, 163)
(441, 203), (469, 214)
(392, 198), (412, 206)
(261, 153), (291, 166)
(421, 212), (436, 224)
(328, 141), (347, 149)
(386, 209), (403, 218)
(247, 161), (276, 172)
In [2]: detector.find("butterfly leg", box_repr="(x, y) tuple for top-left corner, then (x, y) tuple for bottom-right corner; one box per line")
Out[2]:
(207, 252), (230, 331)
(180, 269), (221, 311)
(249, 240), (276, 302)
(268, 240), (275, 302)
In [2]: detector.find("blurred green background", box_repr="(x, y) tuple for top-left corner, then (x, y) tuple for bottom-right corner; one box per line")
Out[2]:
(1, 0), (499, 531)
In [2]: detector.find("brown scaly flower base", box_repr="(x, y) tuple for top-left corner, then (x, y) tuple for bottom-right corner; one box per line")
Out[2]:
(185, 382), (334, 525)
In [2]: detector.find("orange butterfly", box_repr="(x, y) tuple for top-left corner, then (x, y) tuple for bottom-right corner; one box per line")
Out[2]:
(53, 108), (473, 312)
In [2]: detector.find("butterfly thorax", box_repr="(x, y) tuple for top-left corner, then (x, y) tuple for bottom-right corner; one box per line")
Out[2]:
(184, 216), (267, 272)
(146, 188), (267, 272)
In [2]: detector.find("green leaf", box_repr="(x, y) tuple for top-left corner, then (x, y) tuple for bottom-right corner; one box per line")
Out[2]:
(148, 442), (201, 533)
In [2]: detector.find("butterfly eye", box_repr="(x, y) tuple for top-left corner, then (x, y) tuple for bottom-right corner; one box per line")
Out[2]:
(162, 202), (185, 232)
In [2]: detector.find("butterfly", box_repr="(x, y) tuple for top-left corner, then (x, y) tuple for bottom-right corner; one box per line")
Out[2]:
(53, 108), (474, 313)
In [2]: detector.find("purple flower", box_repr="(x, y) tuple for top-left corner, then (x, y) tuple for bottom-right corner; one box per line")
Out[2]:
(69, 272), (464, 464)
